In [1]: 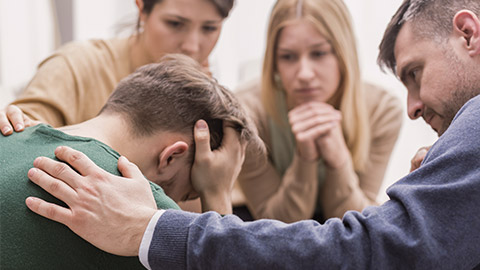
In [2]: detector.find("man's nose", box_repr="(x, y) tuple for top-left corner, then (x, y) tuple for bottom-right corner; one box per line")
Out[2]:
(407, 93), (424, 120)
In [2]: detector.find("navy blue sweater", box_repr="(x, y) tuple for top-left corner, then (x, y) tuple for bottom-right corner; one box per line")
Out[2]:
(149, 95), (480, 269)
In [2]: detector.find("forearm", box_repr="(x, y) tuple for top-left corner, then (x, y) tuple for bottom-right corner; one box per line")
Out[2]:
(247, 155), (318, 223)
(199, 191), (232, 215)
(149, 192), (480, 270)
(320, 158), (378, 219)
(12, 56), (80, 127)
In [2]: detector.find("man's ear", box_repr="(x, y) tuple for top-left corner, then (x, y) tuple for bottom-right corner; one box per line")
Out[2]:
(158, 141), (189, 174)
(453, 10), (480, 56)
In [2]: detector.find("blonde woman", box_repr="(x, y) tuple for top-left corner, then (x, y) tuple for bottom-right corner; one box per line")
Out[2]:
(235, 0), (402, 222)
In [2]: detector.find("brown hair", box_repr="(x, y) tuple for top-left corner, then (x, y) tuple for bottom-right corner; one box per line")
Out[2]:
(261, 0), (370, 171)
(378, 0), (480, 74)
(101, 54), (263, 155)
(137, 0), (235, 31)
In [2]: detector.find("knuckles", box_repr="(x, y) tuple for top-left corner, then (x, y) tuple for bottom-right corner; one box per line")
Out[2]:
(67, 150), (84, 164)
(52, 163), (70, 177)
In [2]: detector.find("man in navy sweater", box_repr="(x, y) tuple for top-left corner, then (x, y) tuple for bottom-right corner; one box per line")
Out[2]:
(22, 0), (480, 268)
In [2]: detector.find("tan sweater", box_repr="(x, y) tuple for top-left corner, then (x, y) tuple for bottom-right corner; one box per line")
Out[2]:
(12, 38), (133, 127)
(235, 81), (403, 222)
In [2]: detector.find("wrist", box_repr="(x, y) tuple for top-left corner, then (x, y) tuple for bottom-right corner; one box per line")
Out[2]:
(293, 151), (319, 165)
(199, 190), (232, 215)
(131, 208), (158, 256)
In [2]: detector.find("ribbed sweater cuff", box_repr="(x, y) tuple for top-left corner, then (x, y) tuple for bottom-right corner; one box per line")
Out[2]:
(149, 210), (198, 270)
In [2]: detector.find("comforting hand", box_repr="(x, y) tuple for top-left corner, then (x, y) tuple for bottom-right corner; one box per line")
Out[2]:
(25, 146), (157, 256)
(288, 102), (343, 164)
(191, 120), (246, 215)
(410, 145), (431, 172)
(0, 104), (41, 135)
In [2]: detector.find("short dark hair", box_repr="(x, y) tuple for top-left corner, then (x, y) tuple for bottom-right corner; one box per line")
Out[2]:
(378, 0), (480, 74)
(137, 0), (235, 32)
(101, 54), (263, 155)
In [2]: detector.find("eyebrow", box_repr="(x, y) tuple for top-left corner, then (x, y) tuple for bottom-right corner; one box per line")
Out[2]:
(277, 41), (330, 51)
(164, 14), (222, 24)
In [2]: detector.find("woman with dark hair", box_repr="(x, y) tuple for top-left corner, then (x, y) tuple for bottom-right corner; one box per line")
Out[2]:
(0, 0), (234, 131)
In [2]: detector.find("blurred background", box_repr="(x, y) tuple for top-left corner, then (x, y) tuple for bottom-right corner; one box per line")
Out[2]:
(0, 0), (437, 202)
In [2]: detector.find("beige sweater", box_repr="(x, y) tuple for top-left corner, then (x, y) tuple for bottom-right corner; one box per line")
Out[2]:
(235, 81), (403, 222)
(12, 38), (133, 127)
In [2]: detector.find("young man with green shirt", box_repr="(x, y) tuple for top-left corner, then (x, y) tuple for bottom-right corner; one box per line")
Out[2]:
(0, 54), (260, 269)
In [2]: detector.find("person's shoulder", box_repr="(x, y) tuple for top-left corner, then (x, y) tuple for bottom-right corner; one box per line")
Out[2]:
(59, 38), (128, 62)
(235, 78), (264, 111)
(363, 82), (403, 117)
(148, 182), (181, 210)
(235, 78), (261, 98)
(363, 82), (401, 107)
(452, 94), (480, 123)
(362, 82), (403, 136)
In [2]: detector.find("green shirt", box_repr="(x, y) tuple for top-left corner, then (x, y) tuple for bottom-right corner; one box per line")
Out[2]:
(0, 124), (179, 269)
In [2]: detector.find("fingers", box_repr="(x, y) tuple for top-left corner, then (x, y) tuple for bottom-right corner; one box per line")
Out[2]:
(289, 102), (341, 130)
(53, 146), (98, 176)
(23, 116), (42, 128)
(0, 106), (17, 135)
(6, 105), (25, 131)
(0, 105), (41, 136)
(33, 154), (84, 189)
(296, 121), (338, 142)
(25, 197), (73, 226)
(194, 120), (212, 159)
(220, 124), (243, 151)
(117, 156), (145, 180)
(288, 102), (336, 123)
(0, 114), (13, 135)
(291, 113), (341, 135)
(409, 146), (430, 172)
(28, 166), (78, 203)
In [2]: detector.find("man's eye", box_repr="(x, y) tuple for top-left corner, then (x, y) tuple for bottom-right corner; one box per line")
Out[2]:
(410, 68), (420, 81)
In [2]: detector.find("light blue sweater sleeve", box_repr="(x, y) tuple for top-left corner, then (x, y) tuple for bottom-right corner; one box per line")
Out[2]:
(147, 96), (480, 269)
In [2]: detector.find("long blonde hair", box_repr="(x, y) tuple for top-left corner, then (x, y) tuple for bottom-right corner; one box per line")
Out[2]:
(261, 0), (370, 171)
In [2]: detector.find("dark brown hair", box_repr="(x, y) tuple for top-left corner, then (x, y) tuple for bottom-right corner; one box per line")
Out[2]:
(137, 0), (235, 31)
(378, 0), (480, 74)
(101, 54), (263, 156)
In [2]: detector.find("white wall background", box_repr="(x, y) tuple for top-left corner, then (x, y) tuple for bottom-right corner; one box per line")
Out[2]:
(0, 0), (437, 202)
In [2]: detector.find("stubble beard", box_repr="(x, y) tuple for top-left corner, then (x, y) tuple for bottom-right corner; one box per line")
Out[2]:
(437, 52), (480, 136)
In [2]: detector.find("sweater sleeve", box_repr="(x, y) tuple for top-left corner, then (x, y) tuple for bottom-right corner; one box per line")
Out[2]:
(11, 39), (129, 127)
(11, 54), (79, 127)
(147, 96), (480, 270)
(235, 84), (319, 223)
(320, 86), (403, 218)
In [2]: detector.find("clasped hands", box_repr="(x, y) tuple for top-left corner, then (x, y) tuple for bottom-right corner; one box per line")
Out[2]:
(288, 101), (348, 169)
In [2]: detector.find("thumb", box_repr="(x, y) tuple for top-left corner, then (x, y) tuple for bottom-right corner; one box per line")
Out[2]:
(194, 119), (212, 158)
(118, 156), (144, 180)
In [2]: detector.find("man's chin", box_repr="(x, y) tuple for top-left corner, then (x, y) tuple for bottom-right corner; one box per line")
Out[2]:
(436, 123), (451, 137)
